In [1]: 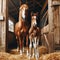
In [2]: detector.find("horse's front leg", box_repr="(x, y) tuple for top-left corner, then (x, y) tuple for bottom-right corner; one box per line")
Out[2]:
(16, 36), (20, 52)
(19, 37), (23, 55)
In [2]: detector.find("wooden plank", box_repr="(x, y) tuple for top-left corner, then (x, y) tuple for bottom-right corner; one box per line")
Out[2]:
(53, 6), (60, 46)
(41, 10), (48, 21)
(0, 0), (3, 15)
(59, 6), (60, 44)
(41, 0), (48, 15)
(0, 0), (8, 52)
(0, 0), (1, 13)
(34, 0), (42, 8)
(47, 0), (54, 52)
(52, 1), (60, 6)
(41, 25), (49, 34)
(48, 0), (54, 32)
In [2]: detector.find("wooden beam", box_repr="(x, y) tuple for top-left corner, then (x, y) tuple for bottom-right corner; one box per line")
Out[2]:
(34, 0), (42, 8)
(28, 1), (41, 12)
(48, 0), (54, 32)
(9, 0), (18, 14)
(41, 10), (48, 21)
(30, 0), (42, 8)
(41, 0), (48, 15)
(0, 0), (8, 51)
(9, 7), (19, 13)
(11, 0), (19, 9)
(48, 0), (54, 52)
(52, 1), (60, 6)
(29, 3), (34, 8)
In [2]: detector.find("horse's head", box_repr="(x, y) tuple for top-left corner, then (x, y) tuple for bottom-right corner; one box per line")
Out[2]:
(19, 4), (29, 21)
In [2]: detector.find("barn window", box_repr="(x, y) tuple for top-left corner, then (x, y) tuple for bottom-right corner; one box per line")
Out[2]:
(8, 19), (14, 32)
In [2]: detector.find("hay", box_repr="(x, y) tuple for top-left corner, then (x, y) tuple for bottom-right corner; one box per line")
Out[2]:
(39, 52), (60, 60)
(0, 52), (28, 60)
(0, 52), (10, 60)
(0, 49), (60, 60)
(39, 46), (48, 56)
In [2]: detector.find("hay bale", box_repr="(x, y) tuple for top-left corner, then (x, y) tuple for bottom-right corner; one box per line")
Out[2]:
(39, 46), (48, 56)
(39, 52), (60, 60)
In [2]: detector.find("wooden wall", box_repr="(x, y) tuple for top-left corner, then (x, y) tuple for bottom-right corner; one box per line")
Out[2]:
(41, 0), (60, 52)
(52, 0), (60, 50)
(48, 0), (60, 52)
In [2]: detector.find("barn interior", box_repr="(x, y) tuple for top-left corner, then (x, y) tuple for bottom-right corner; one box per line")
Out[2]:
(0, 0), (60, 60)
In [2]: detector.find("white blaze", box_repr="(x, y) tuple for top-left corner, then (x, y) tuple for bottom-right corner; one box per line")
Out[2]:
(22, 8), (25, 19)
(31, 16), (37, 27)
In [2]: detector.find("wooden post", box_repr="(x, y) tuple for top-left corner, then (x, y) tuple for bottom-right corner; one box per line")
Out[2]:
(48, 0), (54, 32)
(0, 0), (8, 52)
(48, 0), (60, 52)
(48, 0), (54, 52)
(52, 0), (60, 50)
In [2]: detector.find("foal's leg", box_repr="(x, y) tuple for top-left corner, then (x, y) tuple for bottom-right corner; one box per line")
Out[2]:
(33, 37), (37, 57)
(32, 38), (35, 57)
(26, 35), (29, 56)
(36, 38), (39, 58)
(22, 37), (24, 53)
(29, 37), (32, 57)
(34, 37), (39, 60)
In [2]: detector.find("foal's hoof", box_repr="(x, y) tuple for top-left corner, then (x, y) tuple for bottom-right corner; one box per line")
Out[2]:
(20, 53), (22, 55)
(27, 50), (29, 56)
(23, 48), (24, 53)
(20, 50), (22, 55)
(32, 53), (35, 58)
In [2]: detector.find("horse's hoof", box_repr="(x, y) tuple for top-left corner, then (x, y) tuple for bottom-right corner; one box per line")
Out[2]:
(17, 47), (19, 52)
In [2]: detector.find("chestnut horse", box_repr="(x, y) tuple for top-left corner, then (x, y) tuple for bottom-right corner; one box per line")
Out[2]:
(29, 14), (40, 58)
(15, 4), (31, 55)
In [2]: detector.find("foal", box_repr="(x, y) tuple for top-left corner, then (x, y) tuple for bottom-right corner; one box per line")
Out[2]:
(29, 14), (40, 58)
